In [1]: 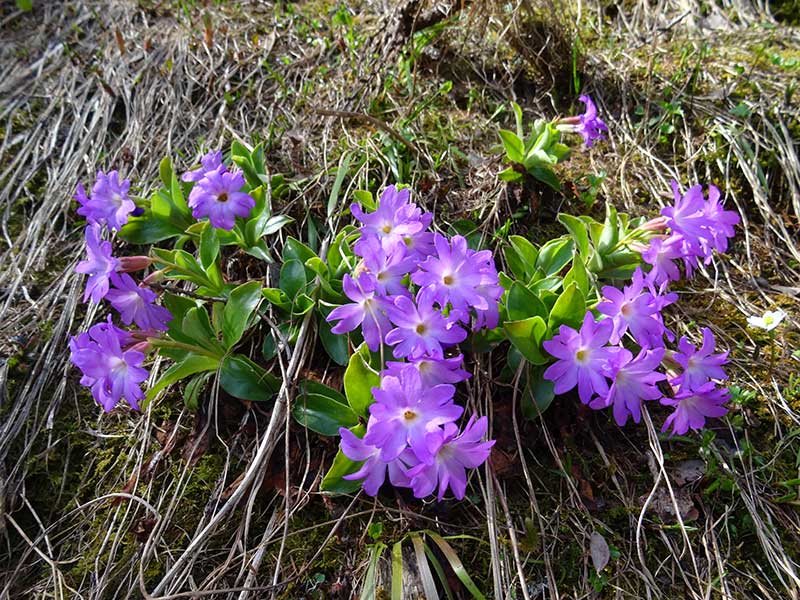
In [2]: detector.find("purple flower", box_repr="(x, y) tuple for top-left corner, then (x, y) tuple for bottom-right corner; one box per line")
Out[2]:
(661, 182), (739, 262)
(701, 184), (739, 254)
(640, 235), (683, 286)
(351, 185), (432, 252)
(402, 230), (436, 262)
(327, 273), (393, 351)
(412, 234), (497, 316)
(670, 328), (729, 391)
(69, 316), (148, 411)
(661, 382), (729, 436)
(106, 273), (172, 331)
(75, 224), (119, 303)
(597, 268), (666, 348)
(590, 348), (666, 426)
(363, 366), (462, 462)
(187, 169), (255, 230)
(385, 290), (467, 359)
(338, 427), (415, 496)
(406, 416), (495, 501)
(182, 150), (224, 182)
(543, 312), (618, 404)
(385, 355), (471, 387)
(355, 235), (417, 297)
(75, 170), (136, 231)
(576, 94), (608, 147)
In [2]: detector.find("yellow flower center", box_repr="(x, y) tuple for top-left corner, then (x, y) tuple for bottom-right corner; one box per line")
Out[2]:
(443, 275), (454, 285)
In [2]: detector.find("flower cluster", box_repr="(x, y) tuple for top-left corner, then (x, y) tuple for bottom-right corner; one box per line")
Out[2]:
(544, 182), (739, 435)
(70, 171), (171, 412)
(640, 182), (740, 286)
(329, 185), (498, 500)
(185, 150), (255, 230)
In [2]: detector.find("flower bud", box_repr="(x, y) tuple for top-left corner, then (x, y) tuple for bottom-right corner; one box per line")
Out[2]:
(118, 255), (154, 272)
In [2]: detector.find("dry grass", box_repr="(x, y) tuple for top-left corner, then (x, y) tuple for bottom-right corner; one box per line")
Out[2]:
(0, 0), (798, 598)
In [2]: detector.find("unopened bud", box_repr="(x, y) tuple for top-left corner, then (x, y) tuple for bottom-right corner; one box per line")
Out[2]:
(142, 269), (166, 286)
(118, 255), (154, 272)
(640, 216), (669, 232)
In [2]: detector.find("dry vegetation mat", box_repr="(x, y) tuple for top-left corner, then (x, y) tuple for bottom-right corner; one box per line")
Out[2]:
(1, 0), (799, 598)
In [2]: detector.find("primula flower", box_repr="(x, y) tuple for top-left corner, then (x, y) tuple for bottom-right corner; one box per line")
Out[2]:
(412, 234), (499, 317)
(385, 289), (467, 359)
(746, 309), (786, 332)
(69, 316), (148, 411)
(75, 170), (136, 231)
(590, 348), (666, 426)
(327, 273), (393, 351)
(640, 235), (683, 286)
(363, 366), (462, 462)
(338, 427), (415, 496)
(75, 224), (119, 303)
(575, 95), (608, 147)
(106, 273), (172, 331)
(670, 328), (729, 391)
(661, 182), (739, 261)
(187, 169), (255, 230)
(384, 355), (471, 387)
(351, 185), (432, 252)
(182, 150), (224, 182)
(355, 236), (417, 297)
(661, 382), (729, 435)
(543, 312), (618, 404)
(702, 184), (739, 254)
(406, 416), (495, 501)
(597, 268), (666, 348)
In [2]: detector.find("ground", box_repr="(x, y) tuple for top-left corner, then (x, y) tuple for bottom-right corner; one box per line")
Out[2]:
(1, 1), (799, 599)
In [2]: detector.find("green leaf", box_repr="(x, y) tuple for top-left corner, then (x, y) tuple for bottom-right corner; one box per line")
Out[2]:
(344, 343), (380, 418)
(184, 372), (213, 411)
(498, 166), (523, 183)
(529, 166), (561, 191)
(426, 532), (486, 599)
(170, 170), (189, 214)
(292, 389), (359, 436)
(352, 189), (375, 211)
(548, 282), (586, 332)
(391, 541), (404, 600)
(222, 281), (263, 349)
(199, 222), (219, 269)
(535, 237), (574, 276)
(283, 237), (317, 264)
(119, 217), (184, 244)
(511, 101), (523, 138)
(321, 424), (366, 493)
(328, 152), (351, 217)
(597, 203), (619, 254)
(509, 235), (539, 269)
(521, 367), (555, 418)
(503, 316), (549, 365)
(563, 257), (590, 297)
(146, 354), (220, 403)
(262, 287), (292, 312)
(507, 282), (548, 321)
(219, 354), (279, 401)
(503, 246), (527, 281)
(159, 156), (173, 188)
(498, 129), (525, 163)
(280, 259), (307, 299)
(260, 214), (293, 236)
(557, 213), (590, 257)
(318, 311), (349, 366)
(182, 307), (224, 354)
